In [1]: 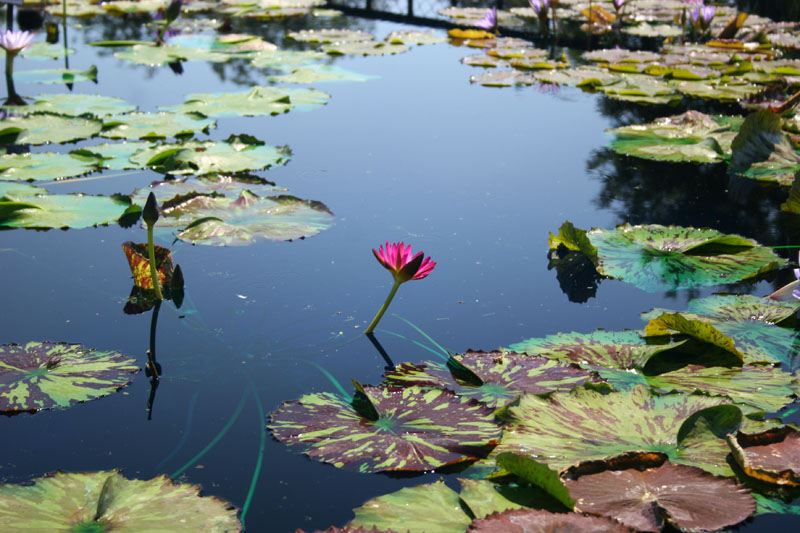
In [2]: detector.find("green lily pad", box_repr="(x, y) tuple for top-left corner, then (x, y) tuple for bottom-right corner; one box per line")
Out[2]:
(385, 30), (447, 45)
(494, 385), (737, 475)
(583, 49), (662, 65)
(321, 41), (410, 57)
(595, 74), (680, 105)
(495, 453), (575, 509)
(129, 138), (290, 176)
(533, 67), (620, 88)
(269, 384), (501, 473)
(166, 33), (276, 54)
(44, 1), (102, 17)
(676, 80), (764, 102)
(102, 0), (167, 15)
(458, 479), (554, 519)
(0, 182), (133, 229)
(268, 65), (378, 84)
(0, 470), (241, 530)
(383, 351), (597, 409)
(470, 70), (535, 87)
(0, 342), (138, 412)
(20, 42), (74, 60)
(623, 23), (684, 38)
(133, 174), (285, 205)
(6, 93), (137, 118)
(249, 49), (328, 69)
(101, 112), (215, 140)
(678, 293), (800, 325)
(0, 114), (102, 145)
(287, 29), (374, 44)
(551, 222), (785, 293)
(0, 151), (102, 182)
(13, 66), (98, 85)
(348, 480), (471, 532)
(607, 111), (742, 164)
(114, 44), (232, 66)
(79, 141), (152, 170)
(731, 110), (800, 186)
(160, 86), (330, 118)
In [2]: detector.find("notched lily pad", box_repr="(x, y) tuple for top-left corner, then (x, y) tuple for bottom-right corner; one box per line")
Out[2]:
(0, 152), (102, 182)
(160, 86), (329, 118)
(101, 112), (215, 140)
(728, 427), (800, 486)
(269, 384), (501, 473)
(4, 93), (135, 118)
(0, 114), (102, 145)
(0, 342), (138, 412)
(731, 110), (800, 186)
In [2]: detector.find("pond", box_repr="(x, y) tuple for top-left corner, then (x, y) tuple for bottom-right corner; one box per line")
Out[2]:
(2, 0), (800, 531)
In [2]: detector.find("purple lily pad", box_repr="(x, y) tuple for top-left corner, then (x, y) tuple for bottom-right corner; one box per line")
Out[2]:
(468, 509), (634, 532)
(728, 426), (800, 486)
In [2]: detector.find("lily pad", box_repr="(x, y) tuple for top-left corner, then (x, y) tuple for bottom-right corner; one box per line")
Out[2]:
(269, 384), (501, 473)
(0, 470), (241, 531)
(0, 342), (138, 412)
(595, 74), (680, 105)
(623, 23), (683, 38)
(13, 66), (98, 85)
(287, 29), (374, 44)
(101, 112), (215, 140)
(551, 222), (785, 293)
(160, 86), (330, 118)
(122, 241), (175, 290)
(20, 42), (74, 60)
(564, 456), (755, 532)
(458, 479), (547, 519)
(268, 65), (377, 84)
(494, 385), (737, 474)
(384, 30), (446, 45)
(114, 44), (232, 66)
(79, 141), (152, 170)
(6, 93), (137, 118)
(469, 509), (634, 532)
(0, 114), (102, 145)
(0, 182), (133, 229)
(321, 41), (409, 57)
(728, 427), (800, 486)
(133, 174), (285, 204)
(731, 110), (800, 186)
(676, 79), (764, 102)
(0, 151), (102, 182)
(607, 111), (742, 164)
(249, 49), (328, 69)
(470, 70), (535, 87)
(383, 351), (597, 409)
(533, 67), (620, 88)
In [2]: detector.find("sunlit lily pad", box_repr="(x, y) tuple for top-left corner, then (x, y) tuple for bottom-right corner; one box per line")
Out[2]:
(623, 23), (683, 38)
(133, 174), (285, 204)
(79, 141), (152, 170)
(288, 29), (374, 44)
(550, 222), (785, 293)
(6, 93), (136, 118)
(321, 41), (409, 56)
(0, 151), (102, 182)
(0, 470), (241, 530)
(102, 0), (167, 15)
(676, 79), (763, 102)
(385, 30), (446, 45)
(156, 190), (334, 245)
(533, 67), (620, 88)
(160, 86), (330, 118)
(122, 241), (175, 290)
(731, 110), (800, 186)
(268, 65), (377, 84)
(129, 137), (291, 176)
(607, 111), (742, 164)
(564, 456), (755, 532)
(166, 33), (276, 54)
(595, 74), (680, 105)
(249, 49), (328, 68)
(0, 342), (138, 412)
(21, 42), (74, 60)
(114, 44), (232, 66)
(13, 66), (98, 85)
(269, 384), (501, 472)
(458, 479), (552, 519)
(494, 385), (737, 475)
(728, 427), (800, 486)
(101, 112), (215, 140)
(470, 70), (535, 87)
(0, 114), (102, 145)
(383, 351), (597, 409)
(0, 182), (133, 229)
(583, 49), (662, 65)
(469, 509), (634, 532)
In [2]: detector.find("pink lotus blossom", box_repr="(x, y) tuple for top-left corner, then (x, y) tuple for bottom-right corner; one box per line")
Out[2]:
(474, 7), (497, 31)
(373, 241), (436, 283)
(0, 30), (34, 55)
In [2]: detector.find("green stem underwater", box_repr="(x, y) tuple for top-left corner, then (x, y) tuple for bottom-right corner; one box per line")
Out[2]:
(146, 223), (163, 300)
(365, 279), (401, 335)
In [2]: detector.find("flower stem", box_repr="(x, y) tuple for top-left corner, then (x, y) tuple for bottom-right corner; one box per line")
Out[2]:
(147, 223), (163, 300)
(365, 279), (401, 335)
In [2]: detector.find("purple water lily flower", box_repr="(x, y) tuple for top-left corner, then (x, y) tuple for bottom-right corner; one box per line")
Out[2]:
(691, 5), (715, 30)
(793, 256), (800, 299)
(613, 0), (626, 9)
(474, 7), (497, 31)
(529, 0), (549, 15)
(0, 30), (34, 56)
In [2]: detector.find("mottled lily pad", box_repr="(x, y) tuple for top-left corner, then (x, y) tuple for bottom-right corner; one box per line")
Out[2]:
(469, 509), (634, 532)
(156, 190), (334, 246)
(731, 110), (800, 186)
(550, 222), (785, 293)
(160, 86), (330, 118)
(101, 112), (215, 140)
(0, 470), (241, 531)
(269, 384), (500, 473)
(494, 385), (738, 475)
(0, 114), (102, 145)
(607, 111), (742, 164)
(564, 456), (755, 532)
(0, 342), (138, 412)
(122, 241), (175, 290)
(383, 351), (597, 409)
(80, 141), (152, 170)
(6, 93), (136, 118)
(728, 427), (800, 486)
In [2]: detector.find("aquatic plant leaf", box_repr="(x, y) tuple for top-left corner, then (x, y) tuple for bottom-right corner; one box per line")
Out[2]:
(129, 139), (290, 176)
(731, 110), (800, 186)
(470, 70), (535, 87)
(0, 342), (138, 412)
(249, 49), (328, 68)
(269, 385), (501, 473)
(102, 0), (167, 15)
(676, 80), (763, 102)
(82, 141), (152, 170)
(348, 480), (470, 532)
(166, 33), (276, 54)
(268, 65), (377, 84)
(287, 29), (374, 44)
(13, 66), (98, 85)
(121, 242), (174, 289)
(582, 49), (662, 65)
(623, 23), (683, 38)
(564, 460), (755, 532)
(7, 93), (137, 118)
(494, 386), (733, 472)
(101, 112), (215, 140)
(0, 470), (241, 530)
(154, 190), (333, 245)
(533, 67), (620, 88)
(133, 174), (284, 204)
(0, 114), (102, 145)
(114, 44), (231, 66)
(468, 509), (634, 532)
(20, 42), (74, 60)
(495, 453), (575, 509)
(595, 74), (680, 105)
(679, 293), (800, 324)
(321, 41), (409, 57)
(753, 493), (800, 516)
(160, 86), (329, 118)
(607, 111), (742, 163)
(0, 151), (101, 182)
(576, 223), (784, 292)
(0, 182), (133, 229)
(383, 351), (596, 409)
(645, 312), (744, 359)
(458, 479), (529, 519)
(547, 220), (598, 260)
(728, 427), (800, 486)
(385, 30), (446, 45)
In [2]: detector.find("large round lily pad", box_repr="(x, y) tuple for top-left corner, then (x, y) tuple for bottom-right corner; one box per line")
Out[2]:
(7, 93), (136, 118)
(0, 151), (102, 182)
(160, 86), (330, 118)
(0, 114), (102, 145)
(100, 112), (215, 140)
(0, 470), (241, 531)
(0, 342), (139, 412)
(269, 384), (501, 473)
(114, 44), (232, 66)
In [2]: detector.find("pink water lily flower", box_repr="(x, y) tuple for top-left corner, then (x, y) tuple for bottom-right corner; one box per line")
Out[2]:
(0, 30), (34, 55)
(366, 242), (436, 334)
(474, 7), (497, 31)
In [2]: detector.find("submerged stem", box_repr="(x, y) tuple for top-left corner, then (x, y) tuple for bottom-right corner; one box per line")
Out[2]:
(365, 279), (401, 335)
(146, 223), (163, 300)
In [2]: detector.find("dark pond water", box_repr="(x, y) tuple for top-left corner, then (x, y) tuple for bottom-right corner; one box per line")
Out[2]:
(2, 1), (800, 531)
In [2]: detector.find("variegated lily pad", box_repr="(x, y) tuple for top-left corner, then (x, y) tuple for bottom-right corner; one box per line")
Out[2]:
(469, 509), (634, 532)
(0, 470), (241, 531)
(269, 385), (501, 473)
(731, 110), (800, 186)
(0, 114), (102, 145)
(728, 427), (800, 486)
(6, 93), (136, 118)
(160, 86), (329, 118)
(383, 351), (597, 409)
(549, 222), (785, 293)
(101, 112), (215, 140)
(0, 342), (138, 412)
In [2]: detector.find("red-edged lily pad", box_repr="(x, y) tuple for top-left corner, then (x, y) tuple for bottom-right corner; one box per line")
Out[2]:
(0, 342), (138, 412)
(728, 427), (800, 486)
(269, 384), (501, 473)
(468, 509), (634, 532)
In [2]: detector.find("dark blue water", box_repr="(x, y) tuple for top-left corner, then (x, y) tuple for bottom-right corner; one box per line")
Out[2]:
(1, 4), (799, 532)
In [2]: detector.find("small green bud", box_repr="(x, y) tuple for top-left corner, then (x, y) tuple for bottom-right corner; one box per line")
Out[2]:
(143, 192), (159, 227)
